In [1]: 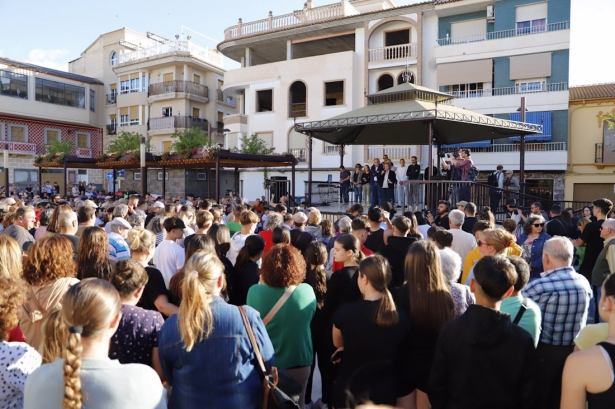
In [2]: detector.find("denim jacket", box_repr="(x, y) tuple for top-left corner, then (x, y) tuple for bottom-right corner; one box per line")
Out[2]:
(159, 296), (274, 409)
(518, 232), (551, 271)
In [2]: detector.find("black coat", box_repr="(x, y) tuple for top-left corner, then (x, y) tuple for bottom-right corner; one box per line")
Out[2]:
(378, 170), (397, 189)
(381, 236), (419, 287)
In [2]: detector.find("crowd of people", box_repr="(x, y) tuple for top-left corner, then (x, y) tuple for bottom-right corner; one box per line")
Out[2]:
(0, 189), (613, 409)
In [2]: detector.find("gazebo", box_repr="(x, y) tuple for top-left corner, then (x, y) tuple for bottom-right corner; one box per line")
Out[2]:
(295, 83), (542, 202)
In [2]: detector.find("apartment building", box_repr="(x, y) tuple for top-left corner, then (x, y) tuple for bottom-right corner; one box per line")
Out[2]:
(69, 28), (237, 196)
(429, 0), (571, 201)
(566, 83), (615, 202)
(218, 0), (431, 200)
(0, 57), (104, 192)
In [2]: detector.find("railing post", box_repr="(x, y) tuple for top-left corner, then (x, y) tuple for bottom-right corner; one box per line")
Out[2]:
(237, 18), (242, 36)
(268, 11), (273, 29)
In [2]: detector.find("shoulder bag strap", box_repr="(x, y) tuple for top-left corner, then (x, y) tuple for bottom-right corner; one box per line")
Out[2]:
(28, 287), (47, 315)
(512, 297), (529, 325)
(262, 285), (297, 326)
(239, 306), (267, 375)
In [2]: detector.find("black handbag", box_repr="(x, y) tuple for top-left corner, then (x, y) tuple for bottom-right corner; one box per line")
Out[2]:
(239, 306), (301, 409)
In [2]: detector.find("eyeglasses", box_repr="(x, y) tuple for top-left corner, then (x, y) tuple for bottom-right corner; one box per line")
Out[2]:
(477, 240), (486, 246)
(533, 223), (545, 227)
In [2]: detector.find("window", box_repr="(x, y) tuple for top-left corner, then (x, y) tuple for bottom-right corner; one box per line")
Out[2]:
(141, 75), (147, 92)
(120, 79), (130, 94)
(516, 79), (545, 93)
(324, 142), (339, 155)
(134, 173), (141, 181)
(89, 89), (96, 112)
(193, 74), (201, 84)
(163, 73), (173, 83)
(35, 78), (86, 108)
(14, 169), (38, 185)
(110, 51), (118, 66)
(157, 171), (169, 180)
(162, 107), (172, 117)
(256, 89), (273, 112)
(324, 81), (344, 106)
(398, 71), (415, 85)
(44, 129), (60, 145)
(516, 2), (547, 35)
(289, 81), (306, 118)
(197, 172), (207, 181)
(509, 111), (552, 141)
(193, 108), (200, 118)
(9, 125), (27, 142)
(377, 74), (394, 91)
(516, 19), (546, 35)
(385, 29), (410, 47)
(77, 132), (90, 148)
(120, 115), (129, 126)
(129, 106), (139, 125)
(0, 69), (28, 99)
(119, 75), (141, 94)
(451, 83), (484, 98)
(162, 141), (173, 153)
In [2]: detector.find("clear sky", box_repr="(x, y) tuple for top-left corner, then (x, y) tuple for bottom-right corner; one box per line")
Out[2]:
(0, 0), (611, 86)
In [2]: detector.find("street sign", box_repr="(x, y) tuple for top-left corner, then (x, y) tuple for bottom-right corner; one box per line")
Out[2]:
(117, 169), (125, 181)
(105, 172), (113, 181)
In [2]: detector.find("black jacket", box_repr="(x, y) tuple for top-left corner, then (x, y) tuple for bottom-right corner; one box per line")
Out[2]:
(429, 305), (536, 409)
(546, 216), (573, 238)
(381, 236), (419, 287)
(378, 170), (397, 189)
(228, 260), (259, 306)
(406, 164), (421, 180)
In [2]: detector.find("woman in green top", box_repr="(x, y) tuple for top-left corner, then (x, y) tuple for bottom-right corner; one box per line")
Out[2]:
(247, 244), (316, 409)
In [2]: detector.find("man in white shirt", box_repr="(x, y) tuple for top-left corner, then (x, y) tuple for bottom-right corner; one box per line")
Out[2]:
(447, 209), (477, 266)
(153, 216), (186, 288)
(395, 158), (408, 209)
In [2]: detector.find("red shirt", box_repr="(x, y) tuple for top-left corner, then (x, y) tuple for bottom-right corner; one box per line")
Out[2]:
(258, 230), (275, 256)
(7, 326), (26, 343)
(332, 244), (373, 272)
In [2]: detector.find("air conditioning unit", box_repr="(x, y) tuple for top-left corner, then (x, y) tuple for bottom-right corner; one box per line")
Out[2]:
(487, 5), (495, 21)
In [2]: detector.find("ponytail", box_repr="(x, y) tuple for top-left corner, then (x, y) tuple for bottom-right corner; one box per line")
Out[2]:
(375, 289), (398, 327)
(63, 329), (83, 409)
(359, 255), (398, 327)
(234, 235), (266, 272)
(234, 245), (252, 272)
(179, 251), (224, 352)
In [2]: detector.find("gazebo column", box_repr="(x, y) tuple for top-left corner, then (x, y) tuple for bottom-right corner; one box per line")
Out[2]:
(427, 121), (434, 209)
(161, 166), (166, 198)
(308, 135), (313, 205)
(234, 167), (239, 196)
(339, 144), (345, 168)
(38, 167), (42, 196)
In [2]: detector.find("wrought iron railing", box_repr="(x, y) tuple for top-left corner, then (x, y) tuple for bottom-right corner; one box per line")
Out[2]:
(290, 148), (307, 162)
(106, 125), (117, 135)
(148, 116), (208, 131)
(596, 143), (603, 163)
(149, 81), (208, 98)
(106, 93), (117, 104)
(437, 21), (570, 46)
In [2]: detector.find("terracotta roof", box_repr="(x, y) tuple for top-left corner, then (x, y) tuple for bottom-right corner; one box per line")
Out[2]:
(0, 57), (103, 85)
(569, 83), (615, 101)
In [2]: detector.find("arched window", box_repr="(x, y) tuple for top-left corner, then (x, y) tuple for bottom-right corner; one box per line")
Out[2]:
(110, 51), (118, 66)
(398, 70), (415, 85)
(289, 81), (307, 118)
(377, 74), (394, 91)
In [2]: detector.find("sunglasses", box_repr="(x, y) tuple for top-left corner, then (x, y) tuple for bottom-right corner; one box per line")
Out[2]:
(533, 223), (545, 227)
(477, 240), (487, 246)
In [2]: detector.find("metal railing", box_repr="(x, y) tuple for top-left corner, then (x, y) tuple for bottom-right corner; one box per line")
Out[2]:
(119, 40), (224, 69)
(596, 143), (603, 163)
(367, 146), (417, 161)
(290, 148), (307, 162)
(448, 82), (568, 98)
(216, 89), (238, 107)
(224, 2), (345, 39)
(368, 43), (418, 62)
(76, 148), (92, 157)
(149, 81), (209, 98)
(437, 21), (570, 46)
(148, 116), (208, 131)
(469, 142), (567, 153)
(106, 125), (117, 135)
(106, 93), (117, 105)
(324, 144), (340, 155)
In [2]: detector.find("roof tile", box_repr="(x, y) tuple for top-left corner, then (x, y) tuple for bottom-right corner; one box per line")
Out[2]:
(569, 83), (615, 101)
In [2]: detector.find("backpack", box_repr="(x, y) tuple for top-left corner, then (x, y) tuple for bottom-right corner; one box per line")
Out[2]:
(467, 165), (479, 182)
(487, 171), (501, 187)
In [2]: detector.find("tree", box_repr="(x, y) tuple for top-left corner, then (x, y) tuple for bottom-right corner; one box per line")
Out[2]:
(46, 138), (74, 158)
(171, 127), (212, 158)
(107, 131), (150, 153)
(238, 133), (275, 155)
(603, 112), (615, 130)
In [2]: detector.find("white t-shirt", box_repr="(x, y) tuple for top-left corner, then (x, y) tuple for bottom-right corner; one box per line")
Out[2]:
(0, 342), (41, 409)
(448, 228), (477, 265)
(153, 239), (185, 288)
(395, 165), (408, 182)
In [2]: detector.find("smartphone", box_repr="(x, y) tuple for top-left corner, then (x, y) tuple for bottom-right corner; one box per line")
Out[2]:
(330, 350), (344, 362)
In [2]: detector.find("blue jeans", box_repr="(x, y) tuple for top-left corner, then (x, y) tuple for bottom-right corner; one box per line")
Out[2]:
(353, 185), (362, 204)
(340, 184), (349, 204)
(370, 183), (380, 207)
(381, 187), (394, 204)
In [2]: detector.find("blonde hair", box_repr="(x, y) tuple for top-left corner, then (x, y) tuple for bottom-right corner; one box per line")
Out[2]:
(482, 228), (515, 254)
(42, 309), (67, 364)
(61, 279), (121, 409)
(126, 228), (155, 253)
(179, 251), (224, 352)
(0, 235), (23, 279)
(308, 209), (322, 225)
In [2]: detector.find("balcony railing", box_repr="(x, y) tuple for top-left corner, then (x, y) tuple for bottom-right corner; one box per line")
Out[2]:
(106, 93), (117, 105)
(2, 141), (37, 155)
(148, 116), (208, 131)
(468, 142), (567, 153)
(437, 21), (570, 46)
(149, 81), (209, 98)
(119, 40), (224, 69)
(106, 125), (117, 135)
(224, 2), (345, 40)
(369, 43), (418, 62)
(367, 146), (416, 161)
(76, 148), (92, 157)
(448, 82), (568, 99)
(596, 143), (603, 163)
(324, 144), (340, 155)
(217, 89), (238, 107)
(290, 148), (307, 162)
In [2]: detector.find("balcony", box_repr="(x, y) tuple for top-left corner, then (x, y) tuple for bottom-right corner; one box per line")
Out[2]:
(118, 40), (224, 70)
(448, 82), (568, 99)
(106, 124), (117, 135)
(367, 146), (417, 161)
(290, 148), (307, 162)
(76, 148), (92, 158)
(148, 116), (208, 133)
(223, 2), (346, 40)
(369, 43), (418, 63)
(216, 89), (237, 107)
(437, 22), (570, 46)
(2, 141), (38, 155)
(106, 93), (117, 105)
(471, 142), (567, 171)
(148, 81), (209, 104)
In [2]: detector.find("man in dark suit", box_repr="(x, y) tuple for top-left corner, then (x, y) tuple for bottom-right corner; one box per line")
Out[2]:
(378, 162), (397, 204)
(370, 158), (384, 207)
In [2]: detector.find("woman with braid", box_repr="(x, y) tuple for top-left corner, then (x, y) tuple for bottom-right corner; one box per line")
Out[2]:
(24, 279), (166, 409)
